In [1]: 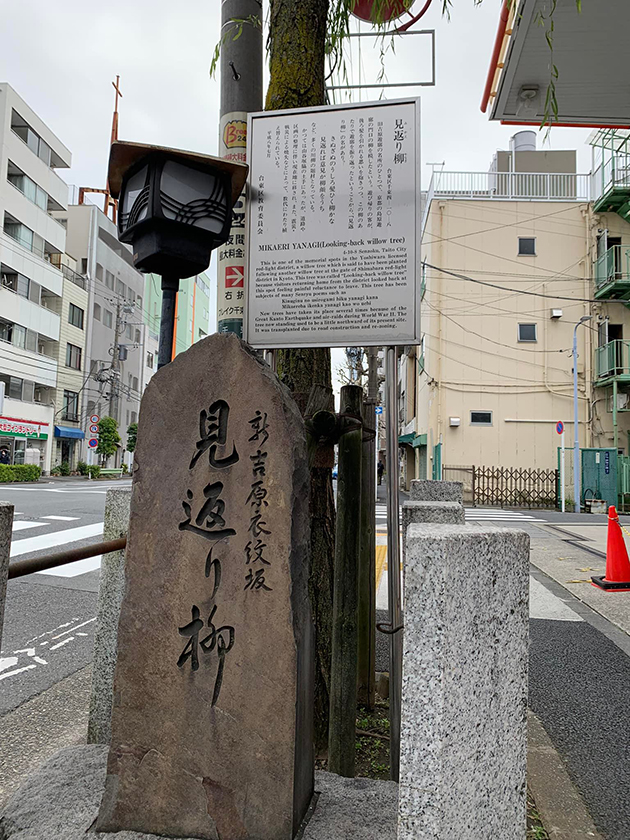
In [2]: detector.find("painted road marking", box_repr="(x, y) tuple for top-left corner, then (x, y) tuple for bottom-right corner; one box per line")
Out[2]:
(42, 515), (80, 521)
(0, 663), (36, 681)
(10, 522), (104, 557)
(12, 521), (46, 532)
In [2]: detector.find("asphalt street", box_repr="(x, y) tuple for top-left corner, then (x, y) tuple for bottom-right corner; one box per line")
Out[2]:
(1, 478), (130, 715)
(2, 479), (630, 838)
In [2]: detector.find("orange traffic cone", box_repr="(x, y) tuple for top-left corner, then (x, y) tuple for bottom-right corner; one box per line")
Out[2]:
(591, 506), (630, 592)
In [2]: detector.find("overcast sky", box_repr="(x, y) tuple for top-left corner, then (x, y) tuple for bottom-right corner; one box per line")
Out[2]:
(0, 0), (593, 379)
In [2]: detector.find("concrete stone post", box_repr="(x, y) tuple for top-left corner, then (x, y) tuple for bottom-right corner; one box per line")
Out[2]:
(401, 500), (464, 559)
(398, 523), (529, 840)
(409, 479), (463, 503)
(87, 487), (131, 745)
(0, 502), (14, 651)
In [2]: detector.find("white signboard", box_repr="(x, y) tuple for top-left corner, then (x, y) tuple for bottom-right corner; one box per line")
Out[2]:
(245, 98), (420, 348)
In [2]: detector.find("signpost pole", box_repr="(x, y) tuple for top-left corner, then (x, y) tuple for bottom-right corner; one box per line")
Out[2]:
(561, 429), (565, 514)
(385, 346), (402, 781)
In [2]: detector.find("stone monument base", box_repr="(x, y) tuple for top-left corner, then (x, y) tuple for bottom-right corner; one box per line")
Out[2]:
(0, 747), (397, 840)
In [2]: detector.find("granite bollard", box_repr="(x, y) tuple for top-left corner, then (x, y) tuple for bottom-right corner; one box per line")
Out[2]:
(0, 502), (14, 650)
(401, 500), (464, 559)
(96, 334), (313, 840)
(409, 479), (463, 503)
(88, 487), (131, 745)
(398, 523), (529, 840)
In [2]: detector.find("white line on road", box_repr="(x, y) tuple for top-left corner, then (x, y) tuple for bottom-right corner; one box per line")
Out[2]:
(49, 637), (74, 651)
(42, 515), (80, 521)
(51, 617), (96, 640)
(12, 521), (46, 532)
(0, 663), (36, 681)
(10, 522), (104, 557)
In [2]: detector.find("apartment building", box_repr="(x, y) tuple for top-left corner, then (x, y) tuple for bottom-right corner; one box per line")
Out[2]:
(60, 203), (148, 463)
(400, 131), (630, 491)
(0, 84), (72, 473)
(144, 271), (212, 358)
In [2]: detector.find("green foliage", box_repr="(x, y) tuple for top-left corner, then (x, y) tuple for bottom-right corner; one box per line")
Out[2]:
(209, 15), (262, 78)
(59, 461), (71, 476)
(0, 464), (41, 482)
(88, 465), (101, 479)
(77, 461), (89, 476)
(121, 462), (129, 475)
(126, 423), (138, 454)
(96, 416), (121, 459)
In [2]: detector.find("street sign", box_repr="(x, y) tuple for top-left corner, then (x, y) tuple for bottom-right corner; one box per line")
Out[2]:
(88, 438), (98, 449)
(90, 414), (100, 424)
(556, 421), (564, 435)
(245, 98), (420, 349)
(375, 406), (383, 414)
(89, 424), (99, 434)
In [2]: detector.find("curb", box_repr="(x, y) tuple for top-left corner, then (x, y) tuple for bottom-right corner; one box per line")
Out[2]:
(528, 711), (603, 839)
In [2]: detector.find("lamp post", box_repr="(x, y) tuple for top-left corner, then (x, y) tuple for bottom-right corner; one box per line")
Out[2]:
(108, 141), (248, 368)
(573, 315), (592, 514)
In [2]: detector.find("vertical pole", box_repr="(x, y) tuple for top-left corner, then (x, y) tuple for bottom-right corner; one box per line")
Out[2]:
(158, 275), (179, 369)
(109, 299), (122, 423)
(217, 0), (263, 336)
(357, 398), (376, 709)
(561, 430), (566, 514)
(0, 502), (14, 651)
(613, 378), (619, 452)
(573, 327), (581, 513)
(329, 385), (363, 777)
(385, 347), (402, 781)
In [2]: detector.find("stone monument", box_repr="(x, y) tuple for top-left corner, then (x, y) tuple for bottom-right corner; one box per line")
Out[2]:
(96, 333), (313, 840)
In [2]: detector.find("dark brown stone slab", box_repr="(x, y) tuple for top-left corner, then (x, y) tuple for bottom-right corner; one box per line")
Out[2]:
(96, 334), (313, 840)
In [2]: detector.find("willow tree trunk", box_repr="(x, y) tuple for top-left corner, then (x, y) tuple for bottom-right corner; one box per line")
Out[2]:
(266, 0), (334, 756)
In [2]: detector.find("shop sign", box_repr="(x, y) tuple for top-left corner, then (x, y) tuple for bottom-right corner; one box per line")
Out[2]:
(0, 416), (48, 439)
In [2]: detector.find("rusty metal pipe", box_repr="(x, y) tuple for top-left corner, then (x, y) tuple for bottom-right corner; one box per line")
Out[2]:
(8, 537), (127, 580)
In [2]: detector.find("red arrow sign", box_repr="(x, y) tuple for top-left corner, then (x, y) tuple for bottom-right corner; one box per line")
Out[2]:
(225, 265), (244, 288)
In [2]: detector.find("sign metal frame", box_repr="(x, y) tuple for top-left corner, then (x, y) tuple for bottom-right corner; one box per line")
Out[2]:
(244, 97), (421, 349)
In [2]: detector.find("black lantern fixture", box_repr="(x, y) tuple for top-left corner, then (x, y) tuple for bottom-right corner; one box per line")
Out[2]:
(108, 141), (248, 368)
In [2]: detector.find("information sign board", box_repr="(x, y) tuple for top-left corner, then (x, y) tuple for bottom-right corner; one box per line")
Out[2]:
(245, 98), (420, 348)
(88, 438), (98, 449)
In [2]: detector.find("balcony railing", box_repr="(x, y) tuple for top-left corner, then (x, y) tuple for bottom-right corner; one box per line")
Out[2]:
(591, 155), (630, 206)
(428, 170), (591, 202)
(595, 340), (630, 380)
(594, 244), (630, 294)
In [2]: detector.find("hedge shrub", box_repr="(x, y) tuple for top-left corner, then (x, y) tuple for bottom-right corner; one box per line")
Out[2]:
(0, 464), (42, 483)
(88, 465), (101, 479)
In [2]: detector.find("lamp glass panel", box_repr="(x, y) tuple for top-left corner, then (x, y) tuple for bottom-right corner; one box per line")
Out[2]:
(160, 161), (227, 233)
(122, 165), (149, 226)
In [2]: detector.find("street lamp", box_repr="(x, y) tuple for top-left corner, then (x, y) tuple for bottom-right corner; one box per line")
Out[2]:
(108, 141), (248, 368)
(573, 315), (592, 514)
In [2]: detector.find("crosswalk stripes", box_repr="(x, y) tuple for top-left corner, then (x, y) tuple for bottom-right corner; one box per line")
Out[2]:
(9, 520), (105, 577)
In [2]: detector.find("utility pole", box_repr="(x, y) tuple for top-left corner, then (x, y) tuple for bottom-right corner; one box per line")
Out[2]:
(109, 299), (123, 426)
(217, 0), (263, 336)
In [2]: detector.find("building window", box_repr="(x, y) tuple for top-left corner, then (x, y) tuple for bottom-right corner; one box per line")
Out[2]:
(517, 323), (537, 343)
(68, 303), (84, 329)
(137, 295), (143, 311)
(93, 303), (101, 321)
(470, 411), (493, 426)
(146, 351), (154, 369)
(10, 110), (53, 167)
(104, 309), (113, 328)
(131, 411), (137, 424)
(65, 342), (82, 370)
(126, 324), (133, 340)
(134, 329), (141, 344)
(62, 390), (79, 421)
(132, 376), (138, 392)
(7, 161), (49, 211)
(105, 270), (115, 290)
(518, 237), (536, 256)
(117, 279), (126, 298)
(96, 263), (104, 281)
(1, 270), (29, 298)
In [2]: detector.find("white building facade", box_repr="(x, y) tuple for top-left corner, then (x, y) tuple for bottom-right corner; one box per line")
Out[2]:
(0, 84), (72, 473)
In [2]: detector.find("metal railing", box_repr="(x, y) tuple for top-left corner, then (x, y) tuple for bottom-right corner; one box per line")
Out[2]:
(591, 155), (630, 204)
(594, 244), (630, 291)
(429, 170), (591, 202)
(595, 339), (630, 379)
(8, 536), (126, 579)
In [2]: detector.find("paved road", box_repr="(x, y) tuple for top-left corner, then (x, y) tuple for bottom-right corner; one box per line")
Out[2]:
(1, 478), (129, 715)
